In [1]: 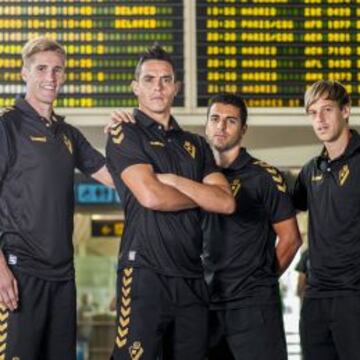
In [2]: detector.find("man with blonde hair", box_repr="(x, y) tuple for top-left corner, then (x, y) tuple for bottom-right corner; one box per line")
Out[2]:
(0, 37), (112, 359)
(293, 80), (360, 360)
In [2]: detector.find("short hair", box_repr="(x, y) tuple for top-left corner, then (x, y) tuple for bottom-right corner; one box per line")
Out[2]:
(22, 37), (66, 66)
(134, 43), (176, 80)
(207, 93), (248, 126)
(304, 80), (350, 113)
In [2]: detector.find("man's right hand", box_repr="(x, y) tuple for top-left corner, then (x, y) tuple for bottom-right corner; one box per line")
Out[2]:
(0, 253), (18, 311)
(104, 109), (136, 133)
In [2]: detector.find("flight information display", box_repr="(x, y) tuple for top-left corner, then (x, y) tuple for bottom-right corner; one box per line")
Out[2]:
(0, 1), (184, 108)
(197, 0), (360, 107)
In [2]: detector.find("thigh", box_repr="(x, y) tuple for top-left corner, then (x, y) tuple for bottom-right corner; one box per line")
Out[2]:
(42, 280), (77, 360)
(226, 305), (287, 360)
(163, 278), (209, 360)
(207, 310), (234, 360)
(332, 296), (360, 360)
(166, 303), (208, 360)
(300, 298), (337, 360)
(3, 271), (48, 360)
(111, 267), (170, 360)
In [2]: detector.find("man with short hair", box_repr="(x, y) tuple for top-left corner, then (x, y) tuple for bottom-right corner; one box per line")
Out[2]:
(293, 80), (360, 360)
(0, 37), (113, 359)
(106, 45), (235, 360)
(201, 93), (301, 360)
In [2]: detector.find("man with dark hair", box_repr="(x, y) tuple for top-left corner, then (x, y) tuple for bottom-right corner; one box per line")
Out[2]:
(0, 37), (113, 359)
(293, 80), (360, 360)
(106, 45), (235, 360)
(203, 93), (302, 360)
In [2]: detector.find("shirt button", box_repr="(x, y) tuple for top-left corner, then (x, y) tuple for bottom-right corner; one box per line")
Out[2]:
(168, 139), (172, 143)
(158, 125), (162, 130)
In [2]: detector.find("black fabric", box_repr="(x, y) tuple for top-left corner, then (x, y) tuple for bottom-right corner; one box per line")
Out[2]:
(293, 130), (360, 297)
(295, 249), (310, 275)
(202, 149), (295, 308)
(300, 296), (360, 360)
(2, 270), (76, 360)
(0, 97), (105, 280)
(111, 267), (208, 360)
(106, 109), (220, 278)
(208, 304), (287, 360)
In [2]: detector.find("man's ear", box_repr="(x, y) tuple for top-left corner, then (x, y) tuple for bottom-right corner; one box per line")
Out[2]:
(21, 66), (28, 83)
(131, 80), (139, 96)
(242, 124), (248, 136)
(175, 81), (182, 96)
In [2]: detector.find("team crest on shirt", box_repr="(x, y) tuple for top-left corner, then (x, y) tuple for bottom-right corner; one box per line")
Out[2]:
(63, 134), (73, 154)
(111, 125), (125, 145)
(230, 178), (241, 197)
(339, 164), (350, 186)
(183, 141), (196, 159)
(129, 341), (144, 360)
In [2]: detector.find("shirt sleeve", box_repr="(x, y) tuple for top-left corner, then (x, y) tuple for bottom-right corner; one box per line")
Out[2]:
(199, 136), (221, 179)
(106, 123), (152, 177)
(0, 121), (10, 184)
(260, 168), (296, 224)
(292, 168), (308, 211)
(70, 126), (105, 175)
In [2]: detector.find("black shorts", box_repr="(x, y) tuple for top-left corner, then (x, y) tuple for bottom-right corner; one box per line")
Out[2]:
(208, 304), (287, 360)
(0, 270), (76, 360)
(300, 296), (360, 360)
(111, 267), (209, 360)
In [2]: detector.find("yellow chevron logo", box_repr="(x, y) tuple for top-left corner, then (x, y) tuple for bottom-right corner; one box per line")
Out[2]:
(122, 287), (131, 297)
(0, 323), (7, 332)
(112, 133), (125, 145)
(0, 343), (6, 353)
(124, 267), (133, 277)
(122, 297), (131, 307)
(0, 306), (6, 312)
(120, 316), (130, 328)
(121, 306), (131, 318)
(116, 336), (127, 348)
(266, 168), (277, 175)
(277, 184), (287, 193)
(0, 354), (4, 360)
(118, 327), (129, 338)
(111, 125), (123, 136)
(0, 313), (8, 322)
(0, 332), (7, 342)
(272, 174), (283, 184)
(123, 277), (133, 287)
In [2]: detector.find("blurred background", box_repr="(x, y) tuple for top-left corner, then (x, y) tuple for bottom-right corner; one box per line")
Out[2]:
(1, 0), (358, 358)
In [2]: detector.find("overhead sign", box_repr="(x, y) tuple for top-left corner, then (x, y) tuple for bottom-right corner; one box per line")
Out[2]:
(92, 219), (125, 237)
(75, 183), (120, 206)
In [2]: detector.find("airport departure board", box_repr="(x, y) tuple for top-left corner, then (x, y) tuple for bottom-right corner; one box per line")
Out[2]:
(197, 0), (360, 107)
(0, 1), (184, 108)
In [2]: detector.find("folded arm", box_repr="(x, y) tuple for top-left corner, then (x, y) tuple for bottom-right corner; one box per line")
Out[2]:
(156, 172), (235, 214)
(121, 164), (197, 211)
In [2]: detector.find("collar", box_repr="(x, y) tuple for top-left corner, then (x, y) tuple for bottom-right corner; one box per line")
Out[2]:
(317, 129), (360, 167)
(133, 108), (182, 133)
(227, 148), (253, 171)
(15, 95), (65, 124)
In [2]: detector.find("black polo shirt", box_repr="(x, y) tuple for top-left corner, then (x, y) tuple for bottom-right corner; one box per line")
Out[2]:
(0, 97), (105, 280)
(293, 129), (360, 298)
(106, 109), (219, 278)
(202, 149), (295, 309)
